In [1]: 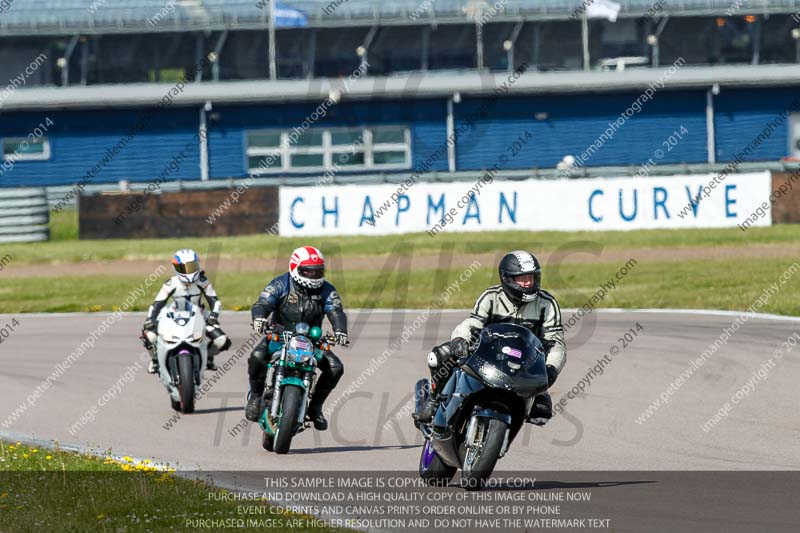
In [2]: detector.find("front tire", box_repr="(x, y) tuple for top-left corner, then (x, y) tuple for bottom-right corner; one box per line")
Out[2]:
(273, 385), (303, 454)
(419, 439), (457, 487)
(177, 355), (195, 414)
(461, 418), (507, 491)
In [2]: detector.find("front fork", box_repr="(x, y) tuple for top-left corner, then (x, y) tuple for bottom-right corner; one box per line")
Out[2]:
(269, 365), (284, 419)
(268, 367), (314, 418)
(465, 409), (513, 460)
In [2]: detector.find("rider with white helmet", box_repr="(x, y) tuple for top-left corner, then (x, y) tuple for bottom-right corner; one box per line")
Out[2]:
(142, 249), (231, 373)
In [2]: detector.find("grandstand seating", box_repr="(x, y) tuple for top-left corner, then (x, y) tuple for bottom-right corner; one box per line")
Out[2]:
(2, 1), (800, 35)
(0, 1), (798, 84)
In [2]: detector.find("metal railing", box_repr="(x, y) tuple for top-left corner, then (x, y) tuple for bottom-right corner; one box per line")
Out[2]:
(2, 0), (800, 36)
(0, 188), (50, 242)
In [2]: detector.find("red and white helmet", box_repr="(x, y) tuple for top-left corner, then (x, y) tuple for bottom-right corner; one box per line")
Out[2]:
(289, 246), (326, 290)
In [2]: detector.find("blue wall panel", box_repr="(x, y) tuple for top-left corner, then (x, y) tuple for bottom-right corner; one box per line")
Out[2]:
(454, 90), (708, 169)
(208, 98), (449, 179)
(1, 86), (798, 188)
(714, 88), (799, 163)
(0, 108), (200, 187)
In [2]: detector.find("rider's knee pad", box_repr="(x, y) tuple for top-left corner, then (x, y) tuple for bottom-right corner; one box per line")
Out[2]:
(206, 325), (229, 350)
(247, 341), (270, 379)
(327, 352), (344, 380)
(144, 329), (158, 345)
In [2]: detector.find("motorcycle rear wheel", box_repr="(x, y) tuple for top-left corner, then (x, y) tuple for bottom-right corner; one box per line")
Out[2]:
(262, 431), (275, 452)
(419, 439), (457, 487)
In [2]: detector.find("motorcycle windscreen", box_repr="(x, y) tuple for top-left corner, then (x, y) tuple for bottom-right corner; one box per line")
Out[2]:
(463, 323), (548, 396)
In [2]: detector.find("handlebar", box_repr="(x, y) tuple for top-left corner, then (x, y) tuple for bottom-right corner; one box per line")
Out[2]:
(261, 328), (345, 349)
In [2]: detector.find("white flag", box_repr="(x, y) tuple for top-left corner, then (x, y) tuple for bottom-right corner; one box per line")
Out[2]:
(586, 0), (621, 22)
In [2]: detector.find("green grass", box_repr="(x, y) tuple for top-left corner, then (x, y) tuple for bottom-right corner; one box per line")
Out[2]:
(2, 258), (798, 315)
(0, 440), (346, 533)
(49, 209), (79, 242)
(6, 209), (798, 264)
(0, 210), (794, 315)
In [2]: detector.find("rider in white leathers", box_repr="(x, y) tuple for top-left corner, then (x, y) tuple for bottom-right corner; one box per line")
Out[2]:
(141, 249), (231, 373)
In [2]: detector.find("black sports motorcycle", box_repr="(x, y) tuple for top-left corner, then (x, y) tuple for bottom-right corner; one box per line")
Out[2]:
(414, 323), (548, 490)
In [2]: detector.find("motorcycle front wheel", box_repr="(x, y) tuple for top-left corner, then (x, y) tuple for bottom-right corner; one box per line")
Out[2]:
(177, 354), (196, 414)
(273, 385), (303, 454)
(461, 417), (507, 491)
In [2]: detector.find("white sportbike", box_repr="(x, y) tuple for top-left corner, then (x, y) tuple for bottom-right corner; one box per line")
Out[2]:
(155, 300), (208, 413)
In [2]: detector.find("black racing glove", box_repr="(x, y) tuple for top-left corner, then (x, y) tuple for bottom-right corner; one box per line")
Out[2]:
(546, 365), (558, 387)
(206, 314), (219, 327)
(446, 338), (471, 359)
(143, 319), (156, 332)
(430, 338), (470, 366)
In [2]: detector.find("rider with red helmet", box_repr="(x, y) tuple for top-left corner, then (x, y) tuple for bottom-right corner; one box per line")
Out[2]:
(245, 246), (349, 430)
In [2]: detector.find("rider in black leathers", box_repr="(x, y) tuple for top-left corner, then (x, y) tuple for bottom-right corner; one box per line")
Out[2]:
(245, 246), (349, 431)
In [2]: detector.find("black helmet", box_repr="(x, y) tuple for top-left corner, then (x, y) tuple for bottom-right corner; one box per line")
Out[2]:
(499, 251), (541, 303)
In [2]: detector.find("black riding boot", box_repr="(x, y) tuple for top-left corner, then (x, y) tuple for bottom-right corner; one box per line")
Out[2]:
(527, 392), (553, 426)
(307, 386), (334, 431)
(245, 379), (264, 422)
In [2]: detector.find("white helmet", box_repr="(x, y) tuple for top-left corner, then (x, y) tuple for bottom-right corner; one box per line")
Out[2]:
(289, 246), (325, 290)
(172, 249), (200, 284)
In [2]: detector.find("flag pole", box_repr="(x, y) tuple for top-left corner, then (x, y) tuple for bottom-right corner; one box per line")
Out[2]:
(269, 0), (277, 79)
(582, 10), (590, 71)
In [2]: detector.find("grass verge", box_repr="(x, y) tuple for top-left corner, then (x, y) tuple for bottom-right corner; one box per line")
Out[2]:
(0, 440), (345, 533)
(1, 257), (798, 315)
(3, 209), (796, 264)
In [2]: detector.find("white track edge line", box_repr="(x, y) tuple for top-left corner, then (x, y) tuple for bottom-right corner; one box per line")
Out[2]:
(6, 308), (800, 321)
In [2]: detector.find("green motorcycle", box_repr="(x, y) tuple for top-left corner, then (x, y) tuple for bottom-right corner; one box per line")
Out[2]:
(257, 322), (336, 454)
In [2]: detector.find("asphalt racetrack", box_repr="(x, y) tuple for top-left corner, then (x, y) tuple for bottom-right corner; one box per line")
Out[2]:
(1, 309), (799, 531)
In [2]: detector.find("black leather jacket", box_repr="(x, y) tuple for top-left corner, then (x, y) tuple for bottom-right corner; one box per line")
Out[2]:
(251, 272), (348, 334)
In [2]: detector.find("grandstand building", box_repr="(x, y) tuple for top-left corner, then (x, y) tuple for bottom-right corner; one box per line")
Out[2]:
(0, 0), (799, 190)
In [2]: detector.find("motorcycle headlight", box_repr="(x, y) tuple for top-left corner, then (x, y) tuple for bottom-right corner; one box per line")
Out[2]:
(293, 352), (312, 364)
